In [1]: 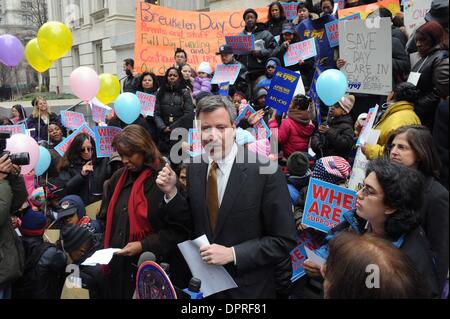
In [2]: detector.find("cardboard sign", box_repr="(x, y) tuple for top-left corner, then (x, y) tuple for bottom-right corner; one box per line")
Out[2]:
(339, 18), (392, 95)
(266, 66), (300, 113)
(211, 64), (241, 85)
(188, 128), (204, 157)
(85, 200), (102, 220)
(234, 104), (256, 124)
(338, 0), (400, 19)
(0, 124), (26, 135)
(136, 91), (157, 117)
(290, 230), (322, 282)
(61, 111), (86, 130)
(301, 178), (357, 233)
(93, 126), (123, 158)
(404, 0), (431, 38)
(43, 229), (60, 244)
(281, 2), (300, 21)
(90, 98), (110, 124)
(219, 82), (230, 96)
(61, 277), (90, 299)
(356, 104), (379, 146)
(54, 123), (95, 157)
(325, 13), (361, 48)
(225, 35), (255, 55)
(284, 38), (317, 67)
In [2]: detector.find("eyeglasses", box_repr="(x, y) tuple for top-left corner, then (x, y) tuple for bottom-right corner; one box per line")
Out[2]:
(81, 147), (93, 153)
(359, 184), (381, 199)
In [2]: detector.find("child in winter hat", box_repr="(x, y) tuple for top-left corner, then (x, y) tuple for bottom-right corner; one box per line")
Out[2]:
(193, 62), (213, 97)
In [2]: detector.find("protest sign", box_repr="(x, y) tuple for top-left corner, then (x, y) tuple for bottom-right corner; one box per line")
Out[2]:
(225, 35), (255, 55)
(325, 13), (361, 48)
(219, 82), (230, 96)
(211, 64), (241, 85)
(356, 104), (379, 146)
(404, 0), (431, 36)
(90, 98), (111, 124)
(290, 230), (322, 282)
(282, 2), (300, 21)
(339, 18), (392, 95)
(136, 91), (157, 117)
(93, 126), (122, 158)
(54, 123), (95, 157)
(348, 148), (369, 191)
(266, 66), (300, 113)
(301, 178), (357, 233)
(338, 0), (400, 19)
(253, 118), (272, 140)
(0, 124), (26, 135)
(284, 38), (317, 67)
(188, 128), (204, 157)
(61, 111), (86, 130)
(235, 104), (256, 124)
(309, 65), (325, 125)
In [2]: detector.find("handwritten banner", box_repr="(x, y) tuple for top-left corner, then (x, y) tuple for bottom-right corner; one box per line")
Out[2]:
(404, 0), (431, 36)
(338, 0), (400, 19)
(339, 18), (392, 95)
(266, 66), (300, 113)
(225, 35), (255, 55)
(0, 124), (26, 135)
(211, 64), (242, 85)
(54, 123), (95, 157)
(93, 126), (123, 158)
(61, 111), (86, 130)
(301, 178), (357, 233)
(284, 38), (317, 67)
(325, 13), (361, 48)
(136, 91), (157, 117)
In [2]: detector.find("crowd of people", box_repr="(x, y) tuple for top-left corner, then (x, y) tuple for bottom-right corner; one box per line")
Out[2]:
(0, 0), (448, 300)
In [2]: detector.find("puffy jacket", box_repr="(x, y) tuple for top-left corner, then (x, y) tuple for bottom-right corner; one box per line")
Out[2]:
(266, 17), (287, 37)
(26, 112), (62, 143)
(411, 46), (449, 129)
(193, 77), (212, 97)
(155, 87), (195, 132)
(269, 114), (315, 158)
(364, 101), (421, 159)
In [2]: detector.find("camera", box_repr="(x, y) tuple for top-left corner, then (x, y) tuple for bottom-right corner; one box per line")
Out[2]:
(0, 132), (30, 166)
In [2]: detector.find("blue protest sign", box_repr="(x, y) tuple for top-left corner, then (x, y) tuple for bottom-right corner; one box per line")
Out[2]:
(284, 38), (317, 67)
(219, 82), (230, 96)
(54, 123), (95, 157)
(290, 230), (322, 282)
(266, 66), (300, 113)
(225, 35), (255, 55)
(234, 104), (256, 125)
(93, 126), (122, 158)
(325, 13), (362, 48)
(211, 64), (241, 85)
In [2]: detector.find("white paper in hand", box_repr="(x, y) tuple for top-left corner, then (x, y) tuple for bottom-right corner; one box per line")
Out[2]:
(305, 246), (326, 268)
(81, 248), (121, 266)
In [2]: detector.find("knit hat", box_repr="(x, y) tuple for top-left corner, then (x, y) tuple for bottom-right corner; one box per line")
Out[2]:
(59, 195), (86, 219)
(287, 152), (310, 177)
(197, 62), (212, 75)
(60, 224), (93, 253)
(29, 187), (46, 208)
(425, 0), (449, 25)
(243, 8), (258, 20)
(266, 57), (281, 68)
(337, 95), (355, 114)
(312, 156), (351, 185)
(255, 88), (268, 100)
(20, 208), (47, 237)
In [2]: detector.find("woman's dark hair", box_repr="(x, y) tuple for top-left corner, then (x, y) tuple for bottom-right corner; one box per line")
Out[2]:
(416, 21), (449, 50)
(291, 94), (311, 111)
(59, 133), (97, 171)
(297, 1), (314, 13)
(391, 82), (420, 104)
(268, 2), (286, 21)
(158, 67), (186, 97)
(324, 232), (431, 298)
(320, 0), (334, 8)
(366, 157), (424, 241)
(137, 72), (159, 94)
(384, 125), (442, 179)
(12, 104), (27, 120)
(174, 48), (188, 60)
(112, 124), (162, 170)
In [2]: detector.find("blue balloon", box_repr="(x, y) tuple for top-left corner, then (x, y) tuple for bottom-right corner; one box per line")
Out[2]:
(115, 92), (141, 124)
(316, 69), (348, 106)
(35, 146), (51, 177)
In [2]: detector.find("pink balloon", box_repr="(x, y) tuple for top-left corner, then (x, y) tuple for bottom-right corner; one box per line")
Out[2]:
(5, 133), (40, 175)
(70, 66), (100, 102)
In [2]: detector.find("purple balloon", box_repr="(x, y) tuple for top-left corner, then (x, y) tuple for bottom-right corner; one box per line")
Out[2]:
(0, 34), (25, 67)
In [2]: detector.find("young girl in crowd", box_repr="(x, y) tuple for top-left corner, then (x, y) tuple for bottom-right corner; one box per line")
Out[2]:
(193, 62), (212, 98)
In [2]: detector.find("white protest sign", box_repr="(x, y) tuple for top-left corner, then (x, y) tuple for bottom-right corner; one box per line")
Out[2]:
(339, 18), (392, 95)
(404, 0), (431, 37)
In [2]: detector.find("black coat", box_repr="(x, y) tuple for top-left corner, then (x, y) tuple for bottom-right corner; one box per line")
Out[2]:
(97, 167), (191, 298)
(26, 112), (62, 143)
(266, 17), (287, 37)
(433, 100), (449, 190)
(391, 28), (410, 84)
(212, 60), (250, 99)
(311, 114), (355, 159)
(418, 176), (449, 293)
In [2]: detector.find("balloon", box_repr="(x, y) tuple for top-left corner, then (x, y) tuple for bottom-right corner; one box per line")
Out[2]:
(5, 134), (40, 175)
(37, 21), (73, 61)
(97, 73), (121, 105)
(316, 69), (348, 106)
(114, 93), (141, 124)
(70, 66), (101, 102)
(24, 38), (53, 73)
(0, 34), (25, 67)
(35, 146), (51, 177)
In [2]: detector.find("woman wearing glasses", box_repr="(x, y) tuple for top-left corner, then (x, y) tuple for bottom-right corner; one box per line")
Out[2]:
(303, 158), (440, 298)
(58, 133), (111, 205)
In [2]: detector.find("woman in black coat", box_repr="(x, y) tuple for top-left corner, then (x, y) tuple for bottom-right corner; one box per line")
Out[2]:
(136, 72), (160, 143)
(385, 125), (449, 294)
(266, 2), (287, 37)
(58, 132), (110, 205)
(97, 125), (191, 299)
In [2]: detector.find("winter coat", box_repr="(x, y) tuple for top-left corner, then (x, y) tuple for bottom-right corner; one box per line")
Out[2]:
(154, 87), (194, 132)
(364, 101), (421, 159)
(411, 46), (449, 129)
(269, 111), (315, 158)
(123, 75), (137, 94)
(193, 76), (212, 97)
(392, 31), (411, 84)
(419, 176), (449, 294)
(0, 180), (25, 286)
(58, 157), (111, 205)
(237, 24), (277, 75)
(266, 17), (287, 37)
(311, 114), (355, 159)
(433, 100), (449, 190)
(97, 167), (192, 298)
(292, 12), (320, 26)
(26, 112), (62, 143)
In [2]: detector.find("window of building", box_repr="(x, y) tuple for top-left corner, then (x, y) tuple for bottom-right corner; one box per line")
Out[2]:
(94, 41), (104, 74)
(72, 46), (80, 68)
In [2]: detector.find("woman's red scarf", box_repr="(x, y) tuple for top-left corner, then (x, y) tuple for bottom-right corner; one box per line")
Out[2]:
(104, 168), (153, 248)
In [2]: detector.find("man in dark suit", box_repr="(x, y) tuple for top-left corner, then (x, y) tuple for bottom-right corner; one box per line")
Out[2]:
(156, 96), (296, 298)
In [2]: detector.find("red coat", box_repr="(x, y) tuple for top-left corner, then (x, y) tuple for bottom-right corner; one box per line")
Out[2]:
(269, 117), (314, 158)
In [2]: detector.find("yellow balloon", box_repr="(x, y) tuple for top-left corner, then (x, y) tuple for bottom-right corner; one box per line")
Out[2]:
(24, 38), (52, 73)
(37, 21), (73, 61)
(97, 74), (121, 105)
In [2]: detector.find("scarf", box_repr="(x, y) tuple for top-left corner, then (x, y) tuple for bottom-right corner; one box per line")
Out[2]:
(287, 108), (310, 125)
(104, 168), (153, 248)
